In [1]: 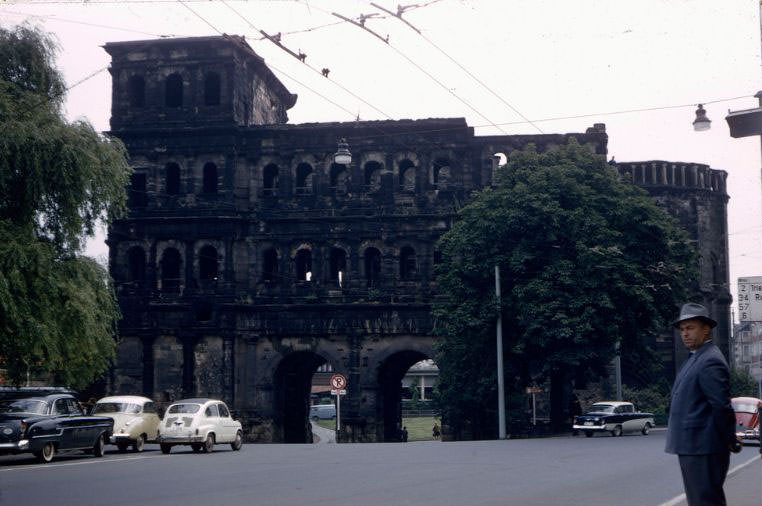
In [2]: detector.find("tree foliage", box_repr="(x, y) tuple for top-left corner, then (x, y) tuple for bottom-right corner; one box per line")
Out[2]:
(0, 25), (131, 388)
(433, 140), (696, 436)
(730, 368), (759, 398)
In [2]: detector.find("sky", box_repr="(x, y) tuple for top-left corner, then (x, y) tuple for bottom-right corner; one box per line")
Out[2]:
(2, 0), (761, 321)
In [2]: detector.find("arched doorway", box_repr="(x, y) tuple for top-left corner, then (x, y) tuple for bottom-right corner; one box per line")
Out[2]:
(273, 351), (329, 443)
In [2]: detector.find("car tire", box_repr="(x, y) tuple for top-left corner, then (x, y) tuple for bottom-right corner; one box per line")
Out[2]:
(133, 434), (145, 452)
(117, 442), (129, 453)
(93, 434), (106, 457)
(231, 431), (243, 451)
(584, 430), (594, 438)
(202, 434), (215, 453)
(641, 422), (651, 435)
(34, 442), (55, 463)
(611, 425), (623, 437)
(160, 443), (172, 454)
(191, 444), (202, 453)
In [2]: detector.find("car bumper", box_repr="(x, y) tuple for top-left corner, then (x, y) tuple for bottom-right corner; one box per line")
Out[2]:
(573, 424), (607, 431)
(0, 440), (30, 452)
(156, 435), (205, 444)
(109, 434), (137, 444)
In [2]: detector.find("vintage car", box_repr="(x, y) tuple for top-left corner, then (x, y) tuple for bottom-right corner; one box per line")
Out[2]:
(93, 395), (160, 452)
(309, 404), (336, 421)
(572, 401), (655, 437)
(732, 396), (761, 445)
(0, 388), (113, 463)
(156, 398), (243, 454)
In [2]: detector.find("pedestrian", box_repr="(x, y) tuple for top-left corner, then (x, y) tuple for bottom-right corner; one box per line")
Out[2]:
(401, 426), (408, 442)
(665, 303), (742, 506)
(432, 422), (441, 439)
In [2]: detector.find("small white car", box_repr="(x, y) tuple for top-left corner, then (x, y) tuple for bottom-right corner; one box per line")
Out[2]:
(157, 398), (243, 454)
(93, 395), (160, 452)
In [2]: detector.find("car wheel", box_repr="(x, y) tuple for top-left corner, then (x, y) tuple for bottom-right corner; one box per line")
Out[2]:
(191, 444), (202, 453)
(231, 431), (243, 451)
(117, 442), (129, 452)
(611, 425), (623, 437)
(202, 433), (215, 453)
(133, 434), (145, 453)
(160, 444), (172, 454)
(584, 430), (594, 438)
(34, 442), (55, 463)
(641, 422), (651, 435)
(93, 434), (106, 457)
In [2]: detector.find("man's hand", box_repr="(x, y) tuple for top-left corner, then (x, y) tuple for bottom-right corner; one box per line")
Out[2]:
(729, 438), (742, 454)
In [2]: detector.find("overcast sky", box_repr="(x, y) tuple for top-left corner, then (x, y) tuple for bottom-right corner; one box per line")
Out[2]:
(2, 0), (761, 321)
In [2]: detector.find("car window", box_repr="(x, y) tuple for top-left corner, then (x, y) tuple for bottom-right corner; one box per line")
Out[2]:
(53, 398), (70, 415)
(143, 402), (156, 414)
(168, 403), (201, 414)
(622, 405), (634, 413)
(205, 404), (219, 417)
(589, 404), (614, 413)
(218, 403), (230, 418)
(66, 398), (84, 415)
(0, 399), (48, 415)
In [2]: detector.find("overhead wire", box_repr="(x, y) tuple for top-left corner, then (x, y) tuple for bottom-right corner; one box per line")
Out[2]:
(0, 9), (177, 37)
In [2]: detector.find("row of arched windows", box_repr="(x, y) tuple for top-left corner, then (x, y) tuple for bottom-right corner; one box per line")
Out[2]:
(126, 71), (221, 109)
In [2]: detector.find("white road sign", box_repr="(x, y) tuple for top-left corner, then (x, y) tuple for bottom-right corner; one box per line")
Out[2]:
(738, 276), (762, 321)
(330, 389), (347, 396)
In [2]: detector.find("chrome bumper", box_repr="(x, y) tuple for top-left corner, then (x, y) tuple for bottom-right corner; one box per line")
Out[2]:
(0, 440), (30, 451)
(156, 435), (204, 444)
(573, 424), (607, 431)
(109, 434), (134, 444)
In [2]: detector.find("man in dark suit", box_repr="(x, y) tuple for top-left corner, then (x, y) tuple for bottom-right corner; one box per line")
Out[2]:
(665, 303), (742, 506)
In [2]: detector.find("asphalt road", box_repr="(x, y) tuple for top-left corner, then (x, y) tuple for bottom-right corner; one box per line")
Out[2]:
(0, 431), (758, 506)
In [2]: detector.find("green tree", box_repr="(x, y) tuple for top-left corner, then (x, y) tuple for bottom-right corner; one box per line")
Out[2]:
(730, 368), (758, 398)
(433, 140), (696, 436)
(0, 25), (131, 388)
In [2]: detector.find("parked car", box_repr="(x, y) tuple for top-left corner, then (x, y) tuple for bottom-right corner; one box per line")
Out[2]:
(157, 398), (242, 454)
(93, 395), (160, 452)
(731, 396), (761, 445)
(0, 388), (113, 463)
(309, 404), (336, 421)
(572, 401), (655, 437)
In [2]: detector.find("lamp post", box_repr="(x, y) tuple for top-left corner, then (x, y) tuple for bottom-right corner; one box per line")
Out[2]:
(334, 138), (352, 165)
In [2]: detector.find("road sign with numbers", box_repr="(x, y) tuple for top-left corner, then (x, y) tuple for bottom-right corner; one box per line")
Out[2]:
(738, 277), (762, 321)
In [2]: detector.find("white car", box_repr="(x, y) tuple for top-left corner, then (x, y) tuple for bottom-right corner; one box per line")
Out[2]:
(157, 398), (243, 453)
(93, 395), (160, 452)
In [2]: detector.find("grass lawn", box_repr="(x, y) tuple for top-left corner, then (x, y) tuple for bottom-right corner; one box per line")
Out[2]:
(315, 418), (337, 431)
(402, 416), (441, 441)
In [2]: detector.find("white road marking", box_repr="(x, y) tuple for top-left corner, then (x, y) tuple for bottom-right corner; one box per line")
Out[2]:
(656, 455), (760, 506)
(0, 455), (155, 472)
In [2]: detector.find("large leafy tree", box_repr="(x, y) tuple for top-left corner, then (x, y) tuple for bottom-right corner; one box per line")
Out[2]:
(0, 25), (131, 388)
(434, 140), (696, 436)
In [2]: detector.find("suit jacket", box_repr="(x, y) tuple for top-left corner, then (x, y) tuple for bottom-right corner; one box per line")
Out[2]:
(665, 341), (736, 455)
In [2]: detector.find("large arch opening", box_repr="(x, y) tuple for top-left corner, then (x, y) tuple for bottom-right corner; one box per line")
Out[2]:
(273, 351), (329, 443)
(377, 351), (439, 442)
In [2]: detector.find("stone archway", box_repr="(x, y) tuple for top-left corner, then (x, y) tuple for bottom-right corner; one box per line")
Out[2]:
(377, 350), (431, 442)
(273, 351), (328, 443)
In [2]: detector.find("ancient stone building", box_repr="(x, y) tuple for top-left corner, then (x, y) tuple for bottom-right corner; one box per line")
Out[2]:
(105, 35), (730, 442)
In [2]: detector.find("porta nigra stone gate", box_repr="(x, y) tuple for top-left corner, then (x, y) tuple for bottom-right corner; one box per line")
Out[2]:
(106, 35), (731, 443)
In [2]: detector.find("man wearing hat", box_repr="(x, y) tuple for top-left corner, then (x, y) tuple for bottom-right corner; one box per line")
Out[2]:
(665, 302), (742, 506)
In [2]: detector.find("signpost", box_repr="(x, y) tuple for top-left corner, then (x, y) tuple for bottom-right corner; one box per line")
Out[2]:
(330, 374), (347, 434)
(525, 386), (543, 426)
(738, 277), (762, 321)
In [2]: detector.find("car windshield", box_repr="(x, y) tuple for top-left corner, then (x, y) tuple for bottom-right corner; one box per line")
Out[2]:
(93, 402), (141, 414)
(168, 403), (200, 414)
(732, 403), (759, 413)
(0, 399), (48, 415)
(589, 404), (615, 413)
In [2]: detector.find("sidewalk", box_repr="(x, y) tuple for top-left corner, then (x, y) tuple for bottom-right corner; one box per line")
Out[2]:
(310, 421), (336, 444)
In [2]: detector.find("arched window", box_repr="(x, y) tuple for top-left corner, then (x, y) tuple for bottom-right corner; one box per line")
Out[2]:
(127, 75), (145, 108)
(330, 163), (348, 193)
(128, 172), (147, 208)
(204, 72), (221, 106)
(263, 164), (279, 196)
(433, 159), (451, 187)
(263, 248), (278, 282)
(400, 246), (417, 280)
(364, 247), (382, 287)
(202, 163), (218, 194)
(329, 248), (347, 282)
(160, 248), (182, 292)
(165, 73), (183, 108)
(199, 245), (218, 281)
(127, 247), (146, 285)
(295, 249), (312, 281)
(295, 163), (313, 194)
(165, 163), (181, 195)
(399, 159), (416, 191)
(364, 161), (383, 191)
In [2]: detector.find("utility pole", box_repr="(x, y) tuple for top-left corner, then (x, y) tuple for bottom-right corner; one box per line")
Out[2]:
(614, 341), (622, 401)
(495, 266), (506, 439)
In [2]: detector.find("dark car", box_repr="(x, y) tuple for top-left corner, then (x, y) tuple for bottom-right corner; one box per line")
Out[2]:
(572, 401), (655, 437)
(0, 388), (114, 463)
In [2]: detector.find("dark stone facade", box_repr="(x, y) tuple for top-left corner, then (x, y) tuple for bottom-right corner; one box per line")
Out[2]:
(105, 36), (730, 442)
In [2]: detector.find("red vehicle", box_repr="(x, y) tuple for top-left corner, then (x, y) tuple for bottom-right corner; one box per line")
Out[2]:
(731, 396), (761, 445)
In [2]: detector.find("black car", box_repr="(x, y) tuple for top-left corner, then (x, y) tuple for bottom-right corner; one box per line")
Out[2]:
(0, 388), (114, 463)
(572, 401), (655, 437)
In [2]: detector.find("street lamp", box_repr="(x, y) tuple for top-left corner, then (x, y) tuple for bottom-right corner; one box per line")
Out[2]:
(693, 104), (711, 132)
(334, 138), (352, 165)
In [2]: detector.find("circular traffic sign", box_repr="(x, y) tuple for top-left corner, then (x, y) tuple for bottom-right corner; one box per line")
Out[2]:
(330, 373), (347, 390)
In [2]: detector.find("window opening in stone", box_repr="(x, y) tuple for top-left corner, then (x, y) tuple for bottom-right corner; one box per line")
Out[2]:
(364, 247), (382, 287)
(263, 248), (278, 282)
(399, 160), (416, 191)
(433, 250), (443, 266)
(493, 152), (508, 167)
(204, 72), (221, 106)
(295, 163), (313, 195)
(127, 246), (146, 286)
(195, 302), (213, 322)
(400, 246), (417, 280)
(329, 163), (348, 193)
(295, 249), (312, 281)
(129, 172), (147, 208)
(329, 248), (347, 284)
(127, 75), (145, 108)
(165, 163), (181, 195)
(202, 162), (218, 194)
(433, 159), (451, 187)
(364, 161), (383, 191)
(199, 245), (218, 281)
(263, 164), (279, 196)
(165, 73), (183, 108)
(160, 248), (182, 292)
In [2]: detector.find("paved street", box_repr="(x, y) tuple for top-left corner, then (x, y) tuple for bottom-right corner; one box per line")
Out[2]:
(0, 431), (758, 506)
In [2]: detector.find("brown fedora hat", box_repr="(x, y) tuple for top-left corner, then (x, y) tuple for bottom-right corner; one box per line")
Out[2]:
(672, 302), (717, 328)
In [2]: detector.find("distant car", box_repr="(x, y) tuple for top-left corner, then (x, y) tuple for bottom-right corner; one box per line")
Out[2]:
(309, 404), (336, 421)
(0, 388), (113, 463)
(93, 395), (160, 452)
(731, 396), (761, 445)
(156, 398), (242, 454)
(573, 401), (655, 437)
